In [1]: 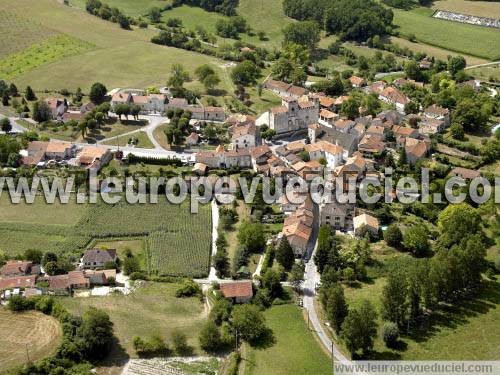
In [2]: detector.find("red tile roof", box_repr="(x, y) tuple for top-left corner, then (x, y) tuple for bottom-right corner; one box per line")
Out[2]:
(220, 281), (253, 298)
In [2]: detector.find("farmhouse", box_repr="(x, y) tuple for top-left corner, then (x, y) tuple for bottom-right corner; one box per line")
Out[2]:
(320, 200), (354, 232)
(45, 271), (90, 291)
(405, 138), (429, 164)
(76, 146), (112, 171)
(308, 123), (358, 160)
(45, 98), (68, 120)
(186, 132), (200, 146)
(220, 280), (253, 303)
(378, 87), (410, 113)
(231, 123), (258, 149)
(264, 79), (308, 99)
(81, 249), (117, 270)
(349, 75), (366, 88)
(424, 104), (450, 127)
(0, 261), (40, 277)
(353, 213), (379, 237)
(22, 141), (75, 166)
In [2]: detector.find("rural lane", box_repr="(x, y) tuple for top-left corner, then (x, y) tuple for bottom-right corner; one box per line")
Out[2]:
(303, 242), (359, 372)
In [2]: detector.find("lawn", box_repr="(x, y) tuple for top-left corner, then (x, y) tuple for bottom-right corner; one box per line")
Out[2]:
(467, 65), (500, 82)
(392, 7), (500, 60)
(101, 130), (155, 149)
(430, 0), (500, 18)
(242, 304), (331, 375)
(152, 123), (170, 150)
(0, 309), (62, 373)
(93, 238), (147, 270)
(59, 282), (206, 358)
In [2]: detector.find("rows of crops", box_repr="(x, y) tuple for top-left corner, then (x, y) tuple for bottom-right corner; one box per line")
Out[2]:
(2, 197), (212, 277)
(77, 200), (212, 277)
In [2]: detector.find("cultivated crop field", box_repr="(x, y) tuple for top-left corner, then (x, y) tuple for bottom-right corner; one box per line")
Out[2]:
(0, 10), (59, 57)
(0, 195), (212, 277)
(0, 309), (63, 372)
(0, 34), (94, 80)
(392, 7), (500, 60)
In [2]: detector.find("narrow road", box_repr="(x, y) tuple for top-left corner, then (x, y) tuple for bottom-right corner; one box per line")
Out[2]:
(464, 61), (500, 70)
(303, 252), (353, 367)
(207, 200), (221, 283)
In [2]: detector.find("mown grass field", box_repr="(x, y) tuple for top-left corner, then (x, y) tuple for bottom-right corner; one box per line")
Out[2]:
(389, 36), (488, 66)
(392, 7), (500, 60)
(59, 282), (206, 357)
(0, 0), (232, 93)
(431, 0), (500, 18)
(159, 0), (293, 49)
(0, 309), (62, 372)
(243, 304), (331, 375)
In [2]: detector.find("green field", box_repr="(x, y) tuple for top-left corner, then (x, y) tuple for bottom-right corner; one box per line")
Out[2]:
(159, 0), (293, 49)
(0, 195), (212, 277)
(389, 36), (488, 66)
(0, 0), (232, 93)
(392, 7), (500, 60)
(0, 34), (94, 80)
(70, 0), (171, 18)
(0, 9), (59, 57)
(243, 304), (331, 375)
(59, 282), (206, 357)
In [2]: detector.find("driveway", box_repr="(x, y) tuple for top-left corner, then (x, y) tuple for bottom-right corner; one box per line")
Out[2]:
(0, 114), (29, 134)
(97, 114), (169, 151)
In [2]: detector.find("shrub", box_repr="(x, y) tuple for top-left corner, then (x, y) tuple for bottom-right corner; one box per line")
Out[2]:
(133, 335), (169, 357)
(7, 295), (35, 312)
(175, 279), (202, 298)
(382, 322), (400, 348)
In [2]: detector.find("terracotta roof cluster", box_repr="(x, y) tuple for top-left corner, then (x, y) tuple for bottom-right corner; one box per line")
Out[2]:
(359, 134), (385, 154)
(425, 104), (449, 117)
(349, 75), (366, 86)
(0, 261), (34, 277)
(282, 198), (314, 254)
(0, 275), (36, 290)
